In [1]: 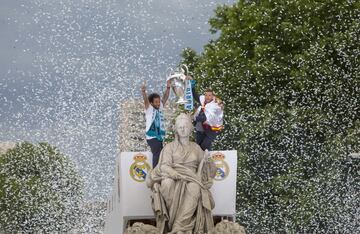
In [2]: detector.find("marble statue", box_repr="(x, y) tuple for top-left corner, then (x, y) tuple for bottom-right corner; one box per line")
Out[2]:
(146, 113), (217, 234)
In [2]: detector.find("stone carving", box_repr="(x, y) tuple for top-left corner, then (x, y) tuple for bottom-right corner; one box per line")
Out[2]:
(125, 220), (247, 234)
(124, 222), (158, 234)
(146, 113), (217, 233)
(211, 220), (246, 234)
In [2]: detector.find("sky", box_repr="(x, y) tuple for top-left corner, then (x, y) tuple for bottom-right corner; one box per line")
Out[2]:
(0, 0), (235, 200)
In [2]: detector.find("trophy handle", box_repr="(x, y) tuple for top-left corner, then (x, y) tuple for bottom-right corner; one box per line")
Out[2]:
(166, 67), (174, 81)
(180, 64), (189, 76)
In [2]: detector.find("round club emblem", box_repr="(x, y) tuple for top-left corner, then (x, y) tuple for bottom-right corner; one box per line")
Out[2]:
(212, 152), (229, 181)
(129, 153), (151, 182)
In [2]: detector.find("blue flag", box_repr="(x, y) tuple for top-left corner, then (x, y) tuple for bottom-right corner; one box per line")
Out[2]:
(184, 80), (194, 111)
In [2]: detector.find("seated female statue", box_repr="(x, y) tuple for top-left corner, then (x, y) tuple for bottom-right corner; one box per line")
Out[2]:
(146, 113), (217, 234)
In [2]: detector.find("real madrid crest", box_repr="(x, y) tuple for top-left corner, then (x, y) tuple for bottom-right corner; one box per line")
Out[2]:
(129, 153), (151, 182)
(212, 152), (230, 181)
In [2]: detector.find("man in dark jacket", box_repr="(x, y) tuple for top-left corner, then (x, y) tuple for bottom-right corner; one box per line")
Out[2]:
(187, 76), (224, 151)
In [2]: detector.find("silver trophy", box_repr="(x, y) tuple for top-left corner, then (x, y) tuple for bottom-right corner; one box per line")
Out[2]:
(166, 64), (189, 104)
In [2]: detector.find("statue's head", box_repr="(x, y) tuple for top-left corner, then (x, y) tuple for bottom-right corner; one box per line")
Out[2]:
(174, 113), (193, 138)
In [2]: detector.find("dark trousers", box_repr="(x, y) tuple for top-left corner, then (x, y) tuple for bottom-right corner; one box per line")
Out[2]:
(196, 129), (218, 151)
(147, 138), (163, 168)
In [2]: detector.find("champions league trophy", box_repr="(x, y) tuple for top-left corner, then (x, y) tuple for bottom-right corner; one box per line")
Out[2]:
(166, 64), (189, 104)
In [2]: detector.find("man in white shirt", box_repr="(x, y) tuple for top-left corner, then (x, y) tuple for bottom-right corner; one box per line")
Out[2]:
(141, 80), (171, 168)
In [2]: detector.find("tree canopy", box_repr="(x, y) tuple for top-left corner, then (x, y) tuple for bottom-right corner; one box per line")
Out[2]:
(0, 142), (83, 232)
(181, 0), (360, 232)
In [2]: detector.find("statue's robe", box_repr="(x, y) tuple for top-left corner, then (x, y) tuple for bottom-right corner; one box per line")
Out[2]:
(147, 141), (216, 234)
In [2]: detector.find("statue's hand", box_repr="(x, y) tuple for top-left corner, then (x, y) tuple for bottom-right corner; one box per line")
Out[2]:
(169, 170), (182, 180)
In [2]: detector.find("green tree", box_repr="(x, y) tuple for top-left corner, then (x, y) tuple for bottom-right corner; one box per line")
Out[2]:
(0, 142), (83, 232)
(181, 0), (360, 232)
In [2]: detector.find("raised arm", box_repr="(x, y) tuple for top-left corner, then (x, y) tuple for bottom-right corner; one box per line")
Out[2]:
(141, 81), (150, 110)
(162, 79), (171, 106)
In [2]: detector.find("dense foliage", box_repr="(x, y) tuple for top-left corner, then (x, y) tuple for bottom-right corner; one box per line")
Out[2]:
(181, 0), (360, 232)
(0, 142), (83, 232)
